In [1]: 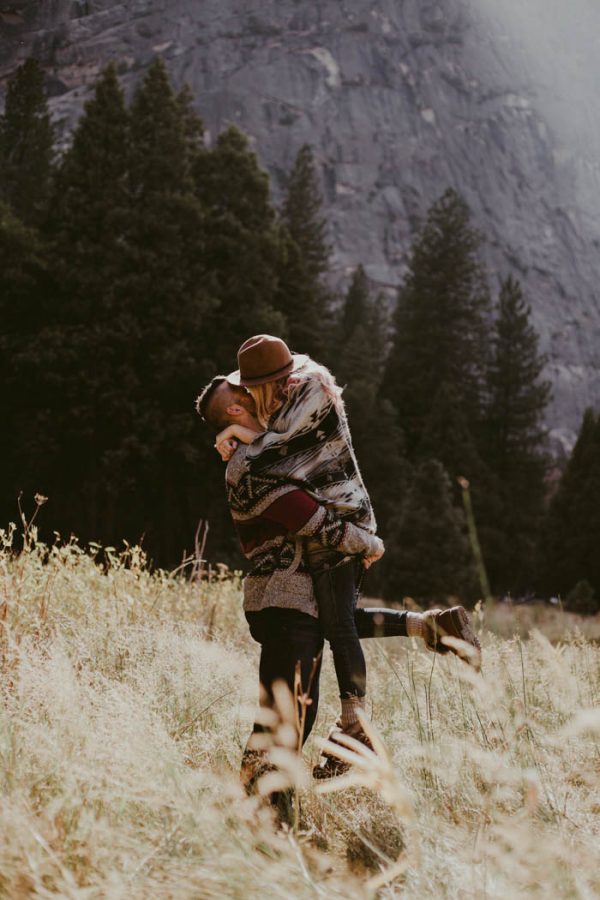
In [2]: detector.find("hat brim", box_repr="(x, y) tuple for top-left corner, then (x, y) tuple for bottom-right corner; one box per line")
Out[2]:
(227, 353), (308, 387)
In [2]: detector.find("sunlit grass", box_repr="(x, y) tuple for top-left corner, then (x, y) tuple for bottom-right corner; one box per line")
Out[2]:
(1, 525), (599, 897)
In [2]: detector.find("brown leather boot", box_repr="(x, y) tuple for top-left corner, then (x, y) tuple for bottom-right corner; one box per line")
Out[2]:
(422, 605), (482, 670)
(240, 746), (294, 825)
(240, 747), (275, 796)
(312, 720), (374, 780)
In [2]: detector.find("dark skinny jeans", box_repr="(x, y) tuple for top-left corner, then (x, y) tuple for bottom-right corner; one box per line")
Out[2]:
(246, 598), (408, 746)
(312, 557), (372, 701)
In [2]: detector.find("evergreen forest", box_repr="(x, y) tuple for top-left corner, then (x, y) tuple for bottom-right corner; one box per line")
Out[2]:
(1, 59), (598, 611)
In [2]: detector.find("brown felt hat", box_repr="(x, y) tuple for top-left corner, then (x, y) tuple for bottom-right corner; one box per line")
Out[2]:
(228, 335), (308, 387)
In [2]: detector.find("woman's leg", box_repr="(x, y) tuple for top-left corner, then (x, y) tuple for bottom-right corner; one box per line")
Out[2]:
(354, 603), (482, 669)
(312, 559), (367, 706)
(354, 606), (409, 638)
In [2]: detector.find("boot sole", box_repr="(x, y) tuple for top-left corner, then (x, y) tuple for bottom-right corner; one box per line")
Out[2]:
(447, 606), (482, 670)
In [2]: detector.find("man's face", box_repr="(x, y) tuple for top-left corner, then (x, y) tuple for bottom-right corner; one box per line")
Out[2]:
(220, 384), (260, 430)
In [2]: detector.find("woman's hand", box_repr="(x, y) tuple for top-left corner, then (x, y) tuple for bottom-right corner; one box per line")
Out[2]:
(215, 438), (238, 462)
(362, 537), (385, 569)
(216, 425), (240, 445)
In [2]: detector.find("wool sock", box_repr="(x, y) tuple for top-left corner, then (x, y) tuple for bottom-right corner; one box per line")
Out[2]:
(340, 695), (366, 730)
(406, 611), (427, 639)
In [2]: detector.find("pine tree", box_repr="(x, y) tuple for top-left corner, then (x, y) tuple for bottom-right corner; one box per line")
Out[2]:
(283, 145), (330, 277)
(48, 64), (130, 317)
(127, 58), (205, 307)
(486, 277), (550, 477)
(341, 264), (370, 341)
(120, 59), (216, 559)
(193, 125), (285, 371)
(176, 83), (205, 172)
(539, 410), (600, 606)
(37, 65), (135, 538)
(382, 459), (476, 603)
(336, 266), (380, 381)
(0, 203), (49, 333)
(129, 58), (193, 198)
(417, 382), (505, 589)
(0, 58), (54, 225)
(277, 144), (333, 359)
(485, 276), (551, 592)
(417, 382), (487, 487)
(382, 188), (490, 455)
(335, 268), (408, 540)
(0, 204), (53, 513)
(36, 61), (214, 559)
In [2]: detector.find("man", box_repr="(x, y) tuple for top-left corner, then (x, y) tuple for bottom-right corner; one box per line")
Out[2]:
(196, 376), (482, 785)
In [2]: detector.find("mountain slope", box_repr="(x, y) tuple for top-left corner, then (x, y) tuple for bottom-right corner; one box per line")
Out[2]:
(1, 0), (598, 442)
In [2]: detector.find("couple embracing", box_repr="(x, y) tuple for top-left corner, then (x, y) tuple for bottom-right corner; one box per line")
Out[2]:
(197, 335), (481, 790)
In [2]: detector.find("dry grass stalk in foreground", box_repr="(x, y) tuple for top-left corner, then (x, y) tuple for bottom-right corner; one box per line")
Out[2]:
(0, 527), (599, 898)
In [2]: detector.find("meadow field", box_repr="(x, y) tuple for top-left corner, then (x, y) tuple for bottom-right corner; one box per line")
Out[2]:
(1, 525), (599, 898)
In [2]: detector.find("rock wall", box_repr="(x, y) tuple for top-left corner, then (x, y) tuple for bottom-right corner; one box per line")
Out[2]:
(2, 0), (599, 445)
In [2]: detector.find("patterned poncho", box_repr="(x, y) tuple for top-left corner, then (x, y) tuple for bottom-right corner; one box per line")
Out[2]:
(244, 358), (376, 554)
(226, 445), (381, 614)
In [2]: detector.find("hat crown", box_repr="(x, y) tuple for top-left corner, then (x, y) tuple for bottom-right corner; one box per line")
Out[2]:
(237, 334), (293, 381)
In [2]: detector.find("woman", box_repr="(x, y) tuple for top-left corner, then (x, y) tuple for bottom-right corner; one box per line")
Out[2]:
(216, 334), (481, 775)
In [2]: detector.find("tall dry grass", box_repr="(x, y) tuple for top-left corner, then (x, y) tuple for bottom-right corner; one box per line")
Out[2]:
(0, 524), (599, 898)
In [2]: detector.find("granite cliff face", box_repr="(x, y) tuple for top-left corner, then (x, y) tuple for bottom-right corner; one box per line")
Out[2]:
(1, 0), (599, 445)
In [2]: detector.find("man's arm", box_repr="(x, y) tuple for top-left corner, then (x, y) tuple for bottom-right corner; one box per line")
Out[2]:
(261, 489), (383, 560)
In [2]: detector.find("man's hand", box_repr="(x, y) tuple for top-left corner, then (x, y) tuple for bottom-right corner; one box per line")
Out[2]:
(215, 437), (238, 462)
(362, 536), (385, 569)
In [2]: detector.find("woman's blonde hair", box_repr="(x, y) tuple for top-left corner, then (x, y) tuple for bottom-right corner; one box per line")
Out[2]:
(247, 378), (287, 428)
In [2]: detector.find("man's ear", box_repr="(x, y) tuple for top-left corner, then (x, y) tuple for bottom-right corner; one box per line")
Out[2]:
(226, 404), (245, 418)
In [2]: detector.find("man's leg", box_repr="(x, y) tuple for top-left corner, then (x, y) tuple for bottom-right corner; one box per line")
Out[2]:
(245, 607), (323, 748)
(242, 608), (323, 810)
(252, 607), (323, 743)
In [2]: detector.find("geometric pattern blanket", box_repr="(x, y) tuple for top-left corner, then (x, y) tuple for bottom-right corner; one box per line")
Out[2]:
(225, 358), (378, 614)
(243, 357), (376, 535)
(226, 446), (380, 616)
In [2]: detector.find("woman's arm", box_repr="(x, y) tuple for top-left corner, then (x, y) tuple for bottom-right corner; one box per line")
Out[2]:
(215, 423), (264, 461)
(262, 490), (384, 564)
(216, 424), (261, 446)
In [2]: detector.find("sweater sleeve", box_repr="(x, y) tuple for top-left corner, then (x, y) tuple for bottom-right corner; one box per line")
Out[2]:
(262, 490), (381, 557)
